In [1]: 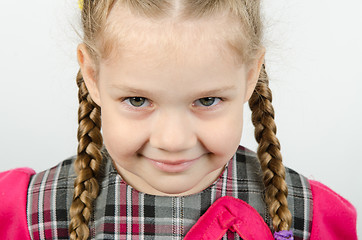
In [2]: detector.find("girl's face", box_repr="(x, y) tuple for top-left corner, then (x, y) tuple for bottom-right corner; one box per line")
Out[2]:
(79, 8), (263, 196)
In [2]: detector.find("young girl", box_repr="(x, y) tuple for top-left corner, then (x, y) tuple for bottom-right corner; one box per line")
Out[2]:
(0, 0), (357, 239)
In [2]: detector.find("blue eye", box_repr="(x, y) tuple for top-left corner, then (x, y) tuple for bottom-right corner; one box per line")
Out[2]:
(194, 97), (221, 107)
(124, 97), (150, 107)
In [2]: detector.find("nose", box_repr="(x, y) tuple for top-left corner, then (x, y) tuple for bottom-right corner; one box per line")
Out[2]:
(149, 109), (197, 152)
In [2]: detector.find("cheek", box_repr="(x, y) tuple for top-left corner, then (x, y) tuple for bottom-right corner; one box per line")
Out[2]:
(199, 105), (244, 156)
(100, 106), (149, 159)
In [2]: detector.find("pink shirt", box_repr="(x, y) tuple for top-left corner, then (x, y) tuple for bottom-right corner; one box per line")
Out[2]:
(0, 168), (357, 239)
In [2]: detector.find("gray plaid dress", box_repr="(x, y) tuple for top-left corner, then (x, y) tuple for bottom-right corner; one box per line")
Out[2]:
(27, 146), (313, 239)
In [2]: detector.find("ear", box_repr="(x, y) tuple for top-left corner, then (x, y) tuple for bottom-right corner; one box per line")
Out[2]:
(77, 43), (101, 106)
(243, 48), (265, 103)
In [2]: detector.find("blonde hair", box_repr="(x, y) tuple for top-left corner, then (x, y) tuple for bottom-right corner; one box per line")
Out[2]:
(70, 0), (291, 239)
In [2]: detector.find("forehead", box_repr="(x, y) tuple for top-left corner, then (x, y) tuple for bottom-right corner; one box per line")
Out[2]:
(99, 3), (244, 67)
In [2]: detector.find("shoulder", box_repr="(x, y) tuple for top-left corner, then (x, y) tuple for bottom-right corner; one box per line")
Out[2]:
(309, 180), (357, 240)
(237, 147), (313, 239)
(236, 146), (311, 194)
(235, 146), (358, 239)
(28, 156), (76, 190)
(0, 157), (77, 239)
(27, 156), (76, 207)
(236, 147), (313, 206)
(26, 157), (77, 239)
(0, 167), (35, 183)
(27, 157), (76, 204)
(235, 147), (314, 238)
(0, 168), (35, 239)
(0, 167), (35, 193)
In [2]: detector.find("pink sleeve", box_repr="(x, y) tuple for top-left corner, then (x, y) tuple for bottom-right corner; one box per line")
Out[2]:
(309, 180), (357, 240)
(0, 168), (35, 240)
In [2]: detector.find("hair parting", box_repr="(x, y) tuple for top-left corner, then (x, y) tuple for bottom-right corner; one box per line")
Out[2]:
(69, 70), (103, 240)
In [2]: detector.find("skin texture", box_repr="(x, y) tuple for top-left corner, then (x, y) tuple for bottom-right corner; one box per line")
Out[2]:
(77, 6), (264, 196)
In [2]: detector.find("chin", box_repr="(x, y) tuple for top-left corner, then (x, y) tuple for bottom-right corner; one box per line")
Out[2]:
(156, 188), (192, 197)
(150, 178), (198, 196)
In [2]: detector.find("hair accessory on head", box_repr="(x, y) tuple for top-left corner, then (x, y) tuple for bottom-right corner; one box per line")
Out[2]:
(78, 0), (84, 10)
(273, 230), (294, 240)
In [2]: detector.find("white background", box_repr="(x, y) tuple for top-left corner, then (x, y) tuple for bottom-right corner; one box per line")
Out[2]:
(0, 0), (361, 236)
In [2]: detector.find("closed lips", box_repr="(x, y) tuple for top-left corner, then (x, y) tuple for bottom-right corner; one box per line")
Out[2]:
(144, 157), (199, 164)
(144, 156), (200, 173)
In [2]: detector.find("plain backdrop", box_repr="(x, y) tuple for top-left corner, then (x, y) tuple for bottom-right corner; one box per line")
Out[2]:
(0, 0), (361, 236)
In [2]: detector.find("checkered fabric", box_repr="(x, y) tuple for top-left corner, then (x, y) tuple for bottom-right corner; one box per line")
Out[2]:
(27, 146), (313, 239)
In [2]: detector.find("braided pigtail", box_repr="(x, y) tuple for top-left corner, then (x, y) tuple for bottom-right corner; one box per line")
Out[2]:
(248, 64), (292, 232)
(69, 70), (103, 240)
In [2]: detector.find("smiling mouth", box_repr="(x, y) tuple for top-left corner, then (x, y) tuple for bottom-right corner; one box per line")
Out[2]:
(144, 156), (200, 173)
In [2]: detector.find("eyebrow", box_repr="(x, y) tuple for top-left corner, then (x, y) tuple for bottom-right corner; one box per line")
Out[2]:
(194, 85), (237, 96)
(110, 84), (153, 96)
(109, 84), (237, 97)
